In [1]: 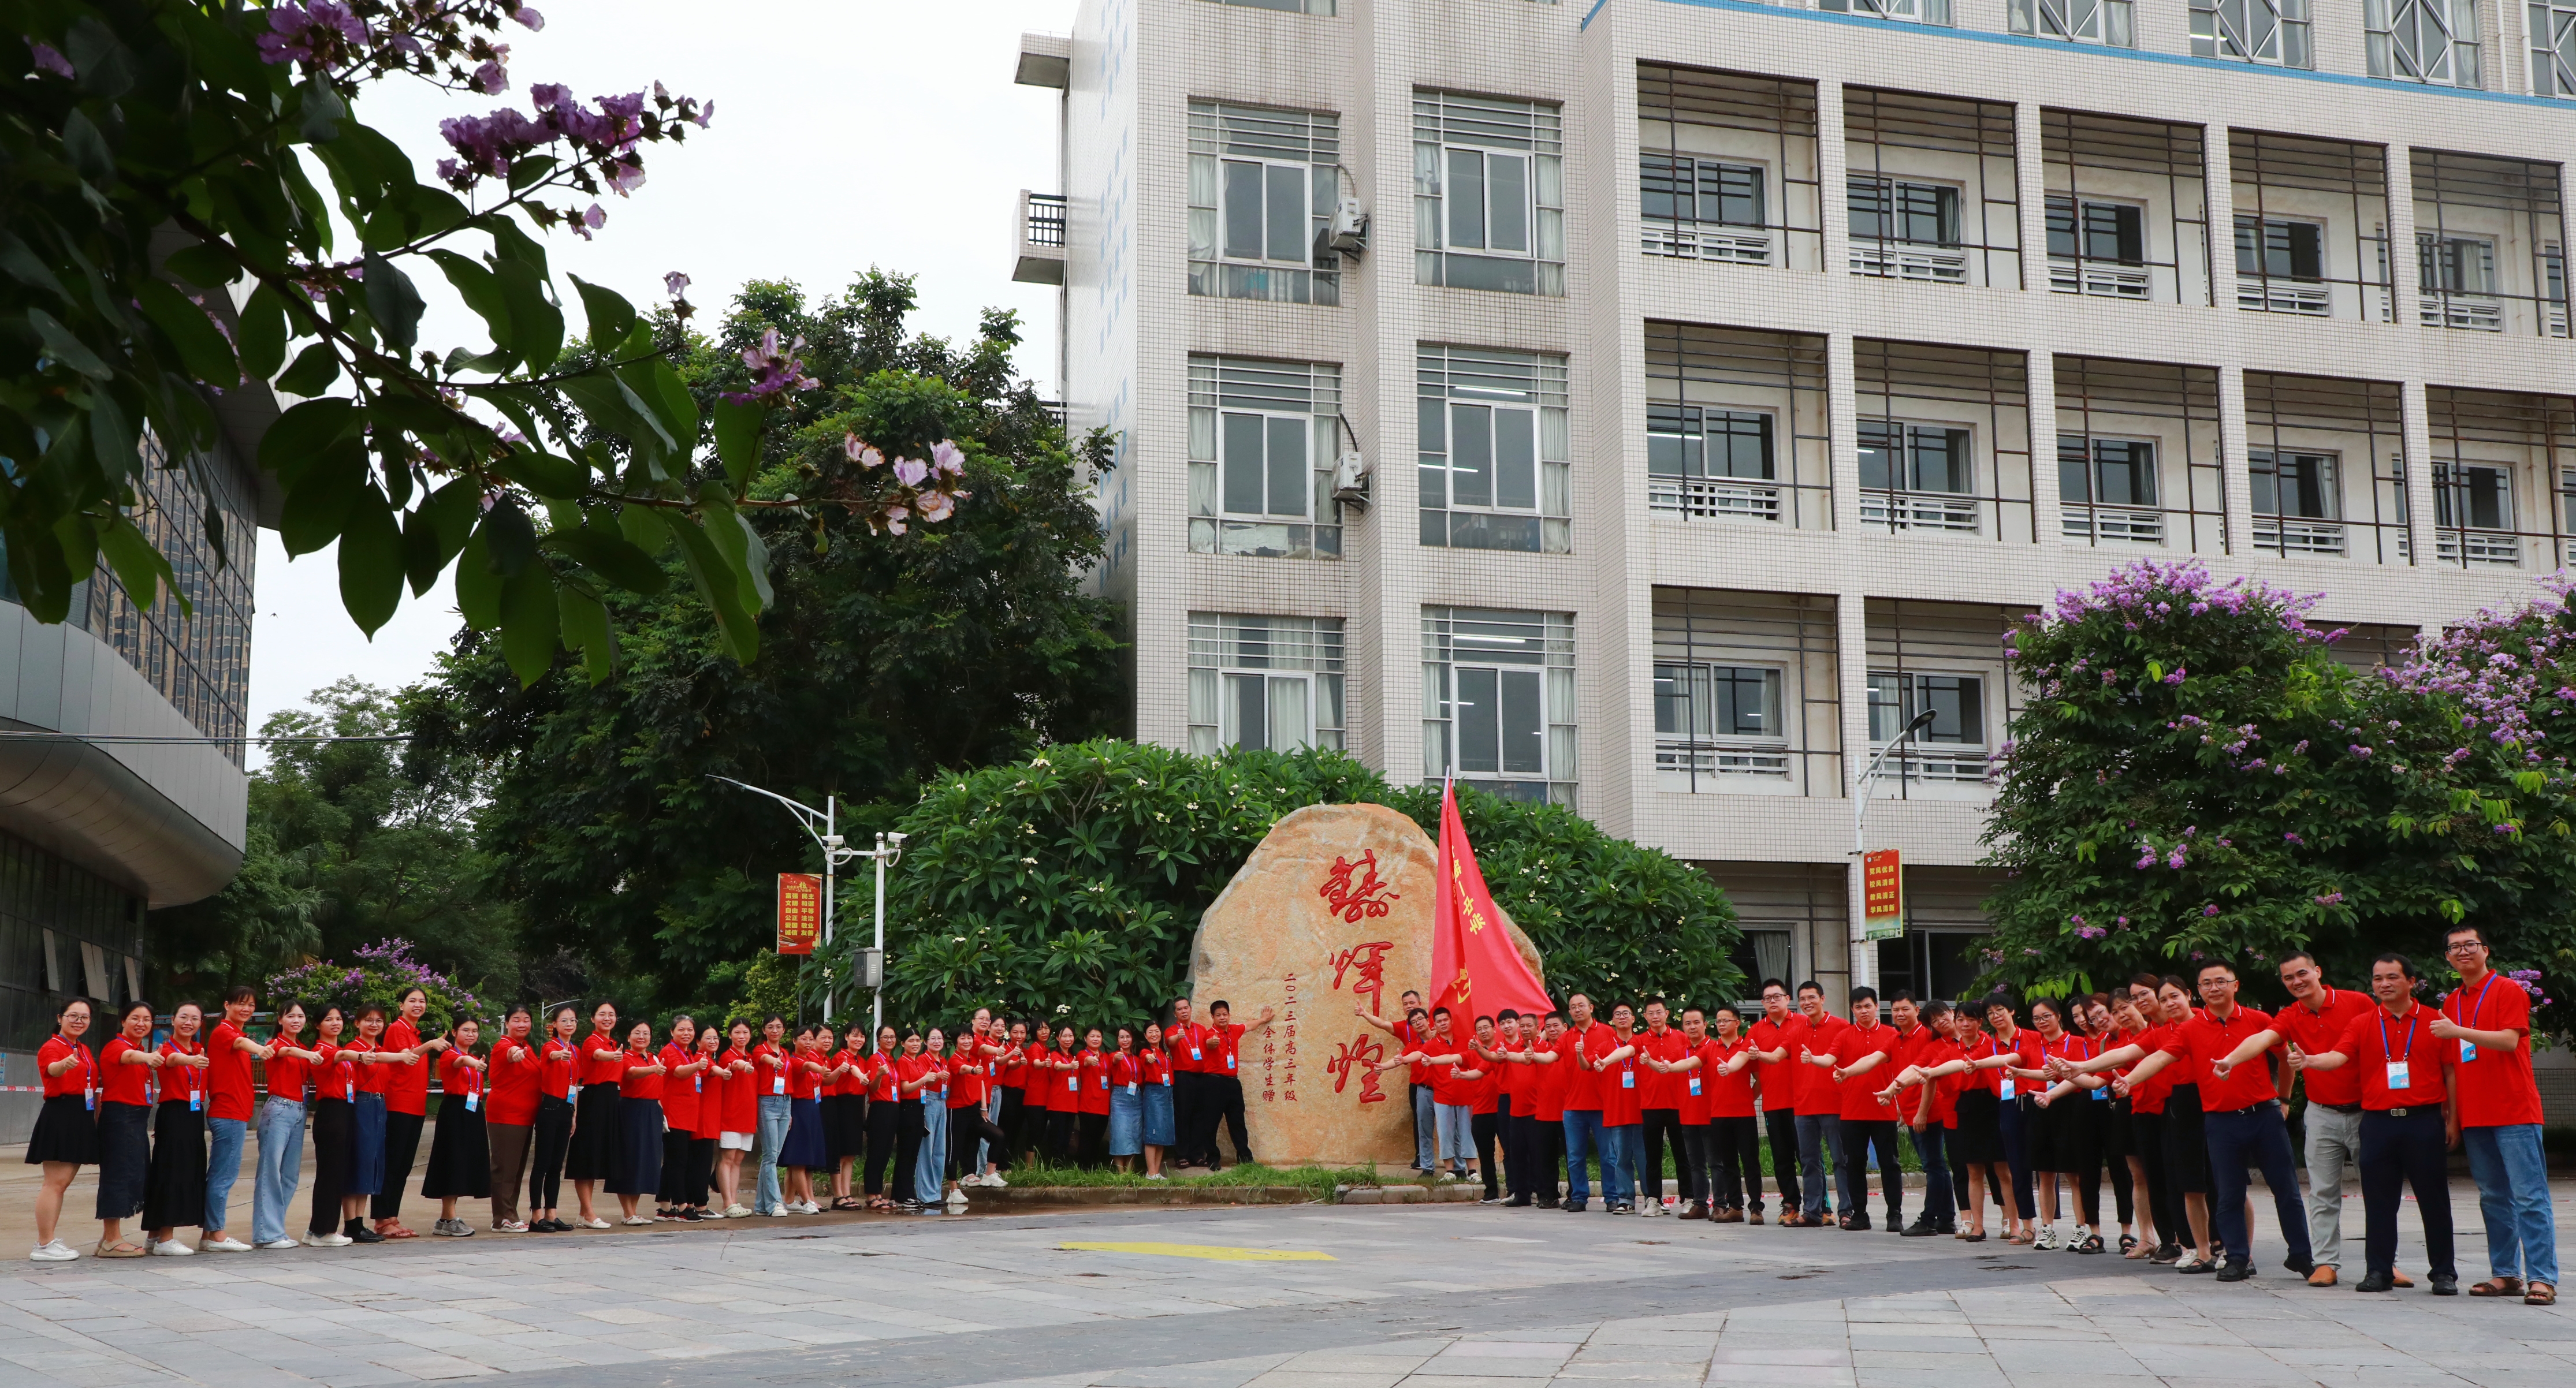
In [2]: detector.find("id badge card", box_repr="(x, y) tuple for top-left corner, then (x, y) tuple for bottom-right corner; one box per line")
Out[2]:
(773, 1074), (787, 1095)
(2386, 1060), (2412, 1090)
(2000, 1076), (2017, 1100)
(1191, 1047), (1202, 1061)
(1226, 1053), (1237, 1071)
(2091, 1084), (2110, 1101)
(1621, 1068), (1635, 1089)
(695, 1075), (703, 1094)
(1163, 1072), (1174, 1087)
(1688, 1076), (1703, 1097)
(464, 1091), (480, 1112)
(568, 1082), (580, 1104)
(85, 1082), (97, 1112)
(2459, 1040), (2478, 1063)
(189, 1087), (202, 1112)
(1127, 1082), (1139, 1095)
(1066, 1074), (1078, 1092)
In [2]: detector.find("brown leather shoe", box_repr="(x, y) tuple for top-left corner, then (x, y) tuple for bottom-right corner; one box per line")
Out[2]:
(1744, 1210), (1764, 1226)
(2392, 1270), (2415, 1288)
(2307, 1267), (2338, 1287)
(1717, 1208), (1745, 1224)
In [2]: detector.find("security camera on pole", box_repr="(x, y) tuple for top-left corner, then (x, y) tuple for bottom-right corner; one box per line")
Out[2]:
(708, 777), (906, 1029)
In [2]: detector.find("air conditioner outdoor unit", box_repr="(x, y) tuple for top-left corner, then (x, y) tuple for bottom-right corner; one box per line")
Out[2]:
(1326, 198), (1368, 255)
(1331, 450), (1371, 506)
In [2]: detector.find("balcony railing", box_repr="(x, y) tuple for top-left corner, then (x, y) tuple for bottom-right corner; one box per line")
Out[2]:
(1649, 476), (1782, 522)
(1642, 224), (1774, 266)
(2238, 279), (2331, 315)
(1189, 517), (1342, 560)
(1861, 490), (1981, 533)
(1874, 745), (1991, 785)
(1851, 240), (1968, 284)
(2063, 505), (2165, 544)
(2253, 516), (2347, 557)
(2421, 294), (2504, 332)
(1656, 740), (1792, 779)
(2397, 528), (2525, 568)
(2049, 256), (2151, 300)
(1012, 191), (1067, 285)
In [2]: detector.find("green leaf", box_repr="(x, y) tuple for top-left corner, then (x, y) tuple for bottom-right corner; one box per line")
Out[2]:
(498, 566), (561, 688)
(362, 252), (426, 357)
(135, 279), (240, 387)
(337, 486), (404, 635)
(490, 258), (562, 371)
(557, 584), (617, 684)
(482, 495), (538, 577)
(454, 531), (503, 630)
(632, 357), (700, 455)
(490, 446), (589, 499)
(405, 479), (484, 596)
(297, 78), (345, 142)
(96, 516), (177, 614)
(60, 109), (115, 185)
(568, 276), (636, 350)
(276, 342), (343, 397)
(0, 232), (68, 300)
(712, 399), (763, 490)
(87, 387), (139, 483)
(260, 397), (359, 482)
(427, 249), (511, 352)
(278, 438), (367, 556)
(543, 523), (669, 594)
(159, 243), (236, 291)
(237, 283), (288, 380)
(28, 308), (110, 378)
(637, 509), (759, 663)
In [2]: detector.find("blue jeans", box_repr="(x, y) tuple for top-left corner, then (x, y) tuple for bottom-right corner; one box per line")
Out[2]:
(1435, 1102), (1476, 1170)
(205, 1115), (248, 1234)
(2464, 1124), (2558, 1286)
(755, 1096), (792, 1214)
(1911, 1124), (1954, 1221)
(1795, 1113), (1844, 1218)
(2204, 1102), (2312, 1267)
(1412, 1084), (1436, 1170)
(1561, 1110), (1604, 1204)
(915, 1094), (949, 1208)
(251, 1098), (306, 1245)
(1603, 1123), (1641, 1204)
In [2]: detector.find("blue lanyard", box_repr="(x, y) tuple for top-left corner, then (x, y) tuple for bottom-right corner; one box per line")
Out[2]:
(2379, 1010), (2417, 1069)
(2456, 974), (2495, 1029)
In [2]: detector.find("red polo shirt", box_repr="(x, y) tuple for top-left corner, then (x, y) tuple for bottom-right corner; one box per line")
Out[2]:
(1557, 1023), (1601, 1112)
(2332, 1003), (2452, 1110)
(1426, 1038), (1477, 1106)
(539, 1036), (578, 1099)
(1532, 1035), (1572, 1121)
(2161, 1005), (2284, 1111)
(38, 1035), (94, 1100)
(580, 1032), (624, 1086)
(100, 1036), (152, 1106)
(1836, 1022), (1901, 1122)
(207, 1019), (257, 1121)
(659, 1042), (699, 1133)
(384, 1020), (429, 1116)
(1636, 1025), (1689, 1110)
(1748, 1014), (1793, 1113)
(2444, 973), (2543, 1127)
(1785, 1013), (1851, 1115)
(487, 1035), (542, 1126)
(2274, 986), (2377, 1108)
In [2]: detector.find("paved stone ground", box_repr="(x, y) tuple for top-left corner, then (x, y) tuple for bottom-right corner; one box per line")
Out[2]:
(0, 1178), (2566, 1388)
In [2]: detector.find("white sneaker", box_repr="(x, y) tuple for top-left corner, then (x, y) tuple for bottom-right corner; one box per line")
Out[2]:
(1437, 1170), (1457, 1182)
(2034, 1225), (2061, 1251)
(1145, 1172), (1167, 1181)
(985, 1172), (1008, 1188)
(29, 1240), (77, 1262)
(148, 1239), (196, 1256)
(308, 1233), (353, 1247)
(257, 1238), (300, 1250)
(620, 1215), (653, 1226)
(763, 1207), (788, 1217)
(724, 1204), (753, 1218)
(200, 1236), (252, 1252)
(580, 1216), (612, 1230)
(944, 1189), (969, 1214)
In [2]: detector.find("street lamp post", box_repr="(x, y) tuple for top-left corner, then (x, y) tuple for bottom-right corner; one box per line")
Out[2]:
(1848, 707), (1939, 992)
(708, 777), (905, 1027)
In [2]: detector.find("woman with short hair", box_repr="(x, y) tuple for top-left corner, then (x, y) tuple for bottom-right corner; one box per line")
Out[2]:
(419, 1017), (490, 1236)
(607, 1020), (667, 1225)
(304, 1006), (358, 1245)
(142, 1001), (215, 1255)
(484, 1005), (542, 1233)
(252, 1001), (322, 1248)
(26, 996), (100, 1261)
(343, 1004), (396, 1243)
(827, 1023), (871, 1211)
(1140, 1022), (1174, 1180)
(94, 1000), (161, 1258)
(713, 1019), (759, 1217)
(527, 1005), (580, 1232)
(565, 1001), (624, 1230)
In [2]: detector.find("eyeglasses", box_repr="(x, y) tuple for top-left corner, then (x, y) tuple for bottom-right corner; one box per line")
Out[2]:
(2447, 942), (2485, 954)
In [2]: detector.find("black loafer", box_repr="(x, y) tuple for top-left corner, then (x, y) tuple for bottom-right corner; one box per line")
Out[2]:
(2430, 1274), (2460, 1296)
(2356, 1272), (2395, 1293)
(2216, 1260), (2251, 1282)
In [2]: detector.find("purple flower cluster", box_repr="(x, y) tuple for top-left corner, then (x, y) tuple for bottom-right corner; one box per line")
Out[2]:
(254, 1), (367, 68)
(435, 81), (709, 202)
(723, 327), (819, 405)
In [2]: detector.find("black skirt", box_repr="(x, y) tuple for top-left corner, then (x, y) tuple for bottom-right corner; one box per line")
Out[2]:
(2099, 1095), (2135, 1160)
(824, 1094), (868, 1160)
(422, 1098), (491, 1199)
(2161, 1084), (2210, 1194)
(608, 1096), (664, 1196)
(95, 1101), (150, 1221)
(143, 1099), (208, 1230)
(1953, 1089), (2004, 1164)
(565, 1081), (621, 1181)
(25, 1093), (99, 1165)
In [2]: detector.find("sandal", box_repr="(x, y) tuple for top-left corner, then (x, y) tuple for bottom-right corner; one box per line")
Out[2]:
(2470, 1277), (2525, 1298)
(1961, 1230), (1988, 1243)
(2076, 1233), (2106, 1255)
(95, 1240), (147, 1259)
(831, 1198), (863, 1212)
(2526, 1283), (2556, 1307)
(2119, 1234), (2138, 1253)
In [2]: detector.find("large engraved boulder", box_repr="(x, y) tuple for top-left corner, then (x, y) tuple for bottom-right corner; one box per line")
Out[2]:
(1183, 801), (1546, 1169)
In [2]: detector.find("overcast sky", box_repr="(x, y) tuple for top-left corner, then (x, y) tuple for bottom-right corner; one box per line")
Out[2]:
(246, 1), (1077, 750)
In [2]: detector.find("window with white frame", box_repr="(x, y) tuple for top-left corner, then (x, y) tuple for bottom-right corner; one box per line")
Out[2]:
(2419, 233), (2498, 296)
(1649, 406), (1776, 490)
(2010, 0), (2133, 43)
(1416, 92), (1565, 296)
(2059, 435), (2162, 540)
(2370, 0), (2480, 84)
(1859, 421), (1973, 497)
(1819, 0), (1954, 22)
(1421, 607), (1577, 806)
(1868, 671), (1987, 783)
(1187, 613), (1345, 755)
(2191, 0), (2313, 66)
(1640, 154), (1769, 264)
(1189, 101), (1341, 306)
(2434, 462), (2514, 531)
(1417, 346), (1570, 554)
(2252, 452), (2341, 520)
(1655, 662), (1788, 777)
(2538, 2), (2576, 95)
(2047, 196), (2149, 297)
(1189, 356), (1342, 560)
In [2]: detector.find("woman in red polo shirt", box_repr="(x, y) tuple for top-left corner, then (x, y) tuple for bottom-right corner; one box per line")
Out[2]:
(1074, 1027), (1113, 1169)
(27, 996), (99, 1261)
(1021, 1024), (1058, 1168)
(420, 1018), (490, 1236)
(1140, 1023), (1174, 1179)
(892, 1029), (942, 1211)
(827, 1023), (871, 1210)
(780, 1025), (831, 1214)
(1704, 1006), (1760, 1222)
(565, 1001), (625, 1230)
(527, 1006), (580, 1232)
(606, 1020), (667, 1225)
(303, 1007), (355, 1245)
(483, 1005), (542, 1233)
(858, 1024), (902, 1210)
(141, 1001), (215, 1255)
(374, 987), (449, 1240)
(684, 1022), (724, 1217)
(714, 1019), (759, 1217)
(654, 1016), (703, 1221)
(94, 1001), (163, 1257)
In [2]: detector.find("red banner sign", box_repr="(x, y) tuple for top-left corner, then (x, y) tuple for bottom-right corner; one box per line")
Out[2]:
(1862, 849), (1903, 939)
(776, 873), (823, 954)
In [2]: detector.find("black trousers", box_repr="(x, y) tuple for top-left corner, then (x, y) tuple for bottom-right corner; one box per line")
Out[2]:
(1472, 1111), (1502, 1197)
(1845, 1118), (1905, 1220)
(1506, 1112), (1543, 1199)
(862, 1099), (902, 1195)
(530, 1096), (572, 1211)
(1760, 1107), (1799, 1214)
(951, 1103), (1007, 1180)
(1710, 1115), (1762, 1209)
(892, 1098), (926, 1203)
(1172, 1072), (1206, 1165)
(1047, 1107), (1077, 1163)
(687, 1136), (716, 1206)
(1640, 1108), (1688, 1207)
(2132, 1109), (2177, 1245)
(374, 1110), (426, 1220)
(1678, 1121), (1717, 1206)
(1078, 1110), (1109, 1167)
(1205, 1076), (1250, 1166)
(1536, 1115), (1566, 1200)
(2360, 1107), (2456, 1278)
(997, 1088), (1027, 1161)
(308, 1098), (352, 1236)
(660, 1129), (694, 1204)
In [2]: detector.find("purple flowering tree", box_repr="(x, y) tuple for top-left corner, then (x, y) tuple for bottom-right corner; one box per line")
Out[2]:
(267, 938), (481, 1032)
(1981, 559), (2571, 1031)
(6, 4), (969, 684)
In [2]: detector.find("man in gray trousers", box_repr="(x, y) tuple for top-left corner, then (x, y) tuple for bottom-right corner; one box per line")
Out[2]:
(2273, 952), (2376, 1286)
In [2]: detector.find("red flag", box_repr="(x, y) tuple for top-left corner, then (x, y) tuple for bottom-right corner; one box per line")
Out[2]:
(1430, 782), (1552, 1025)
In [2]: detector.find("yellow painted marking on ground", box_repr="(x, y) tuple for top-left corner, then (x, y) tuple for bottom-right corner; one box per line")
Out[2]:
(1058, 1241), (1337, 1262)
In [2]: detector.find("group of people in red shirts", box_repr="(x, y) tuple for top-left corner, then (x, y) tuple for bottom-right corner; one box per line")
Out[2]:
(1346, 925), (2553, 1306)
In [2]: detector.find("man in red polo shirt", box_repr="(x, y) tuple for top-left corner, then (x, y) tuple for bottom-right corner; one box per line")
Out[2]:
(1786, 980), (1852, 1227)
(1633, 998), (1689, 1215)
(1557, 994), (1608, 1211)
(2430, 924), (2554, 1304)
(2119, 960), (2314, 1282)
(1357, 989), (1435, 1174)
(1829, 987), (1903, 1233)
(1745, 979), (1796, 1225)
(1167, 997), (1208, 1169)
(2273, 950), (2378, 1286)
(2290, 950), (2457, 1296)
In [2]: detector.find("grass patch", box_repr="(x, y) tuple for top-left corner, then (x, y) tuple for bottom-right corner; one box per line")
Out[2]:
(1002, 1162), (1380, 1199)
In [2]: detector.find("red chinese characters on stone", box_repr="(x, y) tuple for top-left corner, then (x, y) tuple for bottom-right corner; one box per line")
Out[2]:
(1328, 940), (1395, 1017)
(1319, 850), (1400, 924)
(1325, 1034), (1388, 1105)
